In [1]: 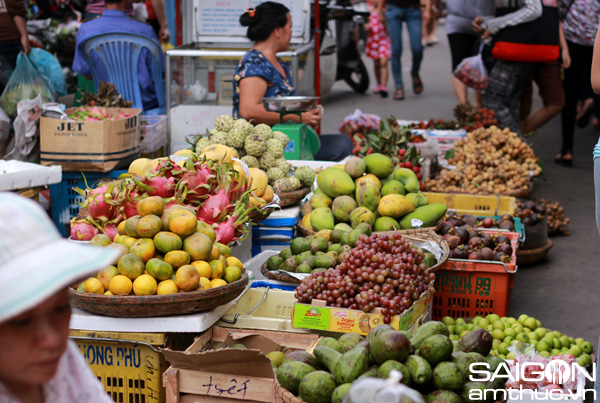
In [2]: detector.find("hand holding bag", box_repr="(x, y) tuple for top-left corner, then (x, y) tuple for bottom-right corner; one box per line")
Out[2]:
(491, 0), (560, 63)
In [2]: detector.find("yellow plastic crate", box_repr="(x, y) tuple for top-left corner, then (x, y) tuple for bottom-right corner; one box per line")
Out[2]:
(70, 330), (167, 403)
(423, 192), (517, 217)
(218, 286), (311, 333)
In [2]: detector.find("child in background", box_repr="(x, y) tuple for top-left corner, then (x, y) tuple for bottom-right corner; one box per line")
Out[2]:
(366, 0), (391, 98)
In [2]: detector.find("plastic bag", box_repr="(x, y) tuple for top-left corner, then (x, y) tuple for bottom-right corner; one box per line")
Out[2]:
(343, 370), (425, 403)
(21, 48), (67, 97)
(339, 109), (381, 136)
(0, 53), (55, 117)
(453, 53), (488, 92)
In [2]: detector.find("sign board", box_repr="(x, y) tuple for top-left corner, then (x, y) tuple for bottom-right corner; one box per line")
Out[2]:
(193, 0), (311, 45)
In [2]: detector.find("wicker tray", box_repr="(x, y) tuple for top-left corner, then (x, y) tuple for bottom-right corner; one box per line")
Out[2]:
(276, 380), (303, 403)
(261, 262), (301, 284)
(297, 220), (315, 236)
(68, 272), (249, 317)
(297, 220), (442, 238)
(249, 206), (275, 223)
(516, 238), (553, 265)
(276, 187), (311, 208)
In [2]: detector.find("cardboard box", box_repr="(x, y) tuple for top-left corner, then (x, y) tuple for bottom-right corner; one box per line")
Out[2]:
(162, 326), (319, 403)
(292, 285), (433, 335)
(40, 108), (141, 172)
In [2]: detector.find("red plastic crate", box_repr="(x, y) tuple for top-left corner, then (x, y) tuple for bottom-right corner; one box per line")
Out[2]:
(432, 231), (519, 320)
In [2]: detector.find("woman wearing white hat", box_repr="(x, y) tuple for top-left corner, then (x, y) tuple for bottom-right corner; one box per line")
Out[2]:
(0, 193), (119, 402)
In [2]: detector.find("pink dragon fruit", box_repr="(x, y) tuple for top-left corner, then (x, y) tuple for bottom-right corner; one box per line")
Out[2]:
(101, 223), (119, 241)
(143, 175), (177, 198)
(177, 159), (216, 206)
(85, 184), (117, 223)
(70, 218), (99, 241)
(213, 192), (254, 245)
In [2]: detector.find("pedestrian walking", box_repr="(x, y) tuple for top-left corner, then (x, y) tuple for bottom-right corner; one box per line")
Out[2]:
(378, 0), (430, 100)
(366, 0), (392, 98)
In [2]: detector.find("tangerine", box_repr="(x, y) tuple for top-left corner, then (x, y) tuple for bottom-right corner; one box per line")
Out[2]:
(133, 274), (158, 295)
(224, 266), (242, 283)
(156, 279), (179, 295)
(191, 260), (212, 278)
(199, 277), (212, 290)
(136, 214), (162, 238)
(97, 265), (120, 290)
(154, 231), (182, 254)
(109, 275), (133, 295)
(129, 238), (156, 262)
(183, 233), (213, 261)
(210, 245), (221, 261)
(215, 242), (232, 258)
(196, 220), (217, 243)
(83, 277), (104, 294)
(90, 234), (111, 246)
(124, 215), (141, 237)
(137, 196), (165, 217)
(210, 278), (227, 288)
(168, 210), (197, 238)
(117, 220), (127, 235)
(175, 265), (200, 291)
(117, 253), (145, 280)
(164, 250), (191, 269)
(226, 256), (243, 270)
(209, 260), (224, 280)
(145, 258), (174, 281)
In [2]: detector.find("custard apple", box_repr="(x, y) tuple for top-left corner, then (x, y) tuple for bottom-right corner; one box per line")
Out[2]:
(259, 153), (276, 170)
(274, 158), (289, 173)
(294, 166), (315, 187)
(266, 138), (284, 158)
(267, 167), (286, 182)
(236, 147), (246, 158)
(288, 177), (302, 190)
(194, 137), (212, 153)
(241, 155), (260, 168)
(272, 131), (290, 147)
(253, 123), (273, 139)
(244, 133), (267, 157)
(273, 178), (294, 194)
(214, 115), (234, 132)
(226, 127), (247, 148)
(210, 130), (228, 145)
(233, 118), (254, 135)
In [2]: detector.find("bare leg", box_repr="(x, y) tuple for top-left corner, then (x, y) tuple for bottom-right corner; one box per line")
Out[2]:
(374, 59), (382, 86)
(380, 57), (389, 88)
(474, 91), (483, 108)
(523, 104), (563, 133)
(452, 76), (468, 104)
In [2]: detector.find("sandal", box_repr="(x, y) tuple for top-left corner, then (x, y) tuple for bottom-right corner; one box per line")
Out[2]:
(393, 90), (404, 100)
(412, 75), (423, 95)
(380, 87), (388, 98)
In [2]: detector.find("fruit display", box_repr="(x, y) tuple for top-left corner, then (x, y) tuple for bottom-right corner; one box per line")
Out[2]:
(441, 225), (516, 263)
(67, 106), (135, 121)
(273, 321), (506, 403)
(302, 154), (447, 232)
(438, 212), (517, 234)
(70, 153), (253, 245)
(425, 126), (542, 195)
(76, 196), (245, 296)
(439, 314), (594, 367)
(295, 232), (438, 324)
(453, 103), (498, 132)
(517, 199), (570, 236)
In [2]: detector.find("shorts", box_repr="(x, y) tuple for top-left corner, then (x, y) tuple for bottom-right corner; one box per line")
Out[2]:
(447, 33), (480, 71)
(520, 61), (565, 119)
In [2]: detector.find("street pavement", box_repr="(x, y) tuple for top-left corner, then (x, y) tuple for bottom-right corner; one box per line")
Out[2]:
(320, 26), (600, 346)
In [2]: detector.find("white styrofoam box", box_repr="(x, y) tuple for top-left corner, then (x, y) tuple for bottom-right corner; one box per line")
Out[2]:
(287, 158), (346, 170)
(169, 104), (231, 152)
(409, 138), (440, 159)
(0, 160), (62, 191)
(427, 129), (467, 144)
(252, 226), (295, 239)
(251, 237), (292, 256)
(260, 206), (301, 227)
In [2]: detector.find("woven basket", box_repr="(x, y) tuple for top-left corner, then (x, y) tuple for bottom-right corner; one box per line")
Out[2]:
(249, 206), (275, 223)
(276, 187), (311, 208)
(260, 262), (301, 284)
(68, 272), (249, 317)
(297, 221), (315, 236)
(516, 238), (553, 265)
(276, 380), (303, 403)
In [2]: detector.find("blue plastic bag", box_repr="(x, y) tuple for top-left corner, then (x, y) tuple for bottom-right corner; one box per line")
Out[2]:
(18, 48), (66, 97)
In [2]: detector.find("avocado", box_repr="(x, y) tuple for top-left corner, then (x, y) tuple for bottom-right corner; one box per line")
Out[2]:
(450, 351), (479, 381)
(331, 383), (352, 403)
(355, 222), (373, 236)
(284, 350), (320, 369)
(358, 365), (379, 379)
(266, 255), (283, 271)
(314, 345), (342, 373)
(296, 263), (312, 273)
(367, 324), (395, 342)
(314, 254), (337, 269)
(371, 331), (411, 365)
(290, 237), (310, 255)
(333, 345), (369, 384)
(298, 371), (337, 403)
(457, 329), (493, 356)
(330, 229), (346, 244)
(419, 334), (453, 366)
(460, 381), (488, 403)
(405, 355), (433, 385)
(425, 390), (462, 403)
(378, 360), (412, 385)
(411, 321), (450, 349)
(301, 255), (316, 269)
(310, 237), (329, 254)
(337, 333), (365, 353)
(276, 361), (316, 394)
(432, 361), (464, 392)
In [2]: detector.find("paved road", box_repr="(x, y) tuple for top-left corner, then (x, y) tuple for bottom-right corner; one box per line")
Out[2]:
(320, 26), (600, 346)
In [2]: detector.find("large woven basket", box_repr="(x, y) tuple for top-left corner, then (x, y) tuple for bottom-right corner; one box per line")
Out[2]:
(516, 238), (553, 265)
(68, 272), (249, 317)
(260, 262), (301, 284)
(249, 206), (275, 223)
(296, 220), (315, 236)
(276, 187), (311, 208)
(276, 380), (303, 403)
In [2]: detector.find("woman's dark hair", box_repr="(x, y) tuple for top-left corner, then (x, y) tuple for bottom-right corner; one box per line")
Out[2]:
(240, 1), (290, 42)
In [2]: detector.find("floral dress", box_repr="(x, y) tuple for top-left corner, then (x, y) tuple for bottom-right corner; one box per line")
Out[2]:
(232, 49), (296, 119)
(365, 0), (392, 60)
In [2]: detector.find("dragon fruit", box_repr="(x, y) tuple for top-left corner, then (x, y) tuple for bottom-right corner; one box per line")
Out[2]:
(143, 175), (176, 198)
(85, 184), (117, 223)
(70, 218), (99, 241)
(177, 158), (217, 206)
(213, 192), (254, 244)
(197, 188), (234, 225)
(102, 224), (119, 241)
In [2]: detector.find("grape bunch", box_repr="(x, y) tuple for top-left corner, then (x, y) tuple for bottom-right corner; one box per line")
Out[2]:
(295, 232), (436, 324)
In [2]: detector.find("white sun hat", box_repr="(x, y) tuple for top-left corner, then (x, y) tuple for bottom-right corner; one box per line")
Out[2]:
(0, 192), (120, 323)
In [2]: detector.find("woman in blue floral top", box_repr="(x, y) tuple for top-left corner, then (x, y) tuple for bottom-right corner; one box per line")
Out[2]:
(233, 2), (322, 128)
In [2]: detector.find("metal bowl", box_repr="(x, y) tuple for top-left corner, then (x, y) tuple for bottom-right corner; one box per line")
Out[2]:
(261, 96), (320, 113)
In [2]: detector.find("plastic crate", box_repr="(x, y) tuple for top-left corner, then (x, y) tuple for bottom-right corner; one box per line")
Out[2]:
(49, 171), (126, 237)
(70, 330), (168, 403)
(140, 115), (167, 158)
(432, 231), (519, 320)
(424, 192), (517, 217)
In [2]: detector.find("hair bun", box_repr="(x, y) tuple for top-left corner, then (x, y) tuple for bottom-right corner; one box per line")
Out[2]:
(239, 9), (258, 27)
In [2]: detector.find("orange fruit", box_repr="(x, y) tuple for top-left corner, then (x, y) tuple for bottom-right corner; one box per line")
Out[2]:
(90, 234), (111, 246)
(210, 245), (221, 261)
(117, 220), (127, 235)
(154, 231), (183, 254)
(168, 210), (197, 238)
(124, 215), (141, 237)
(191, 260), (212, 278)
(210, 278), (227, 288)
(199, 277), (212, 290)
(209, 260), (224, 280)
(117, 253), (145, 280)
(105, 243), (129, 264)
(183, 233), (213, 261)
(156, 279), (179, 295)
(82, 277), (104, 294)
(133, 274), (158, 296)
(226, 256), (243, 270)
(224, 266), (242, 283)
(145, 258), (174, 281)
(97, 265), (120, 290)
(129, 238), (156, 262)
(196, 220), (217, 243)
(136, 214), (163, 238)
(164, 250), (191, 269)
(109, 275), (133, 295)
(175, 265), (200, 292)
(215, 242), (232, 258)
(137, 196), (165, 217)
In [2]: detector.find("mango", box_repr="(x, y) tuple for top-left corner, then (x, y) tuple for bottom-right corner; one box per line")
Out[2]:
(399, 203), (448, 229)
(374, 216), (400, 232)
(334, 223), (353, 232)
(381, 179), (406, 196)
(363, 153), (394, 178)
(355, 179), (380, 212)
(405, 192), (429, 208)
(344, 156), (366, 178)
(301, 202), (313, 217)
(393, 167), (420, 193)
(331, 196), (357, 222)
(301, 213), (313, 231)
(310, 207), (335, 231)
(356, 174), (381, 190)
(310, 193), (333, 209)
(248, 167), (268, 196)
(378, 194), (415, 219)
(317, 168), (356, 198)
(349, 207), (376, 228)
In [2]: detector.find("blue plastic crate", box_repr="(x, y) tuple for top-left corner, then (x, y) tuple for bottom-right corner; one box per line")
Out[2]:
(49, 171), (126, 237)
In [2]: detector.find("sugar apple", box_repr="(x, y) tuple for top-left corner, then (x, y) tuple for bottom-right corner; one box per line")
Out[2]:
(241, 155), (260, 168)
(267, 167), (286, 182)
(226, 127), (247, 149)
(233, 118), (254, 135)
(273, 177), (302, 194)
(274, 158), (289, 173)
(210, 130), (228, 145)
(266, 138), (284, 158)
(236, 147), (246, 158)
(294, 166), (315, 187)
(259, 153), (276, 170)
(245, 133), (267, 157)
(214, 115), (234, 132)
(253, 123), (273, 139)
(288, 177), (302, 190)
(272, 131), (290, 148)
(194, 136), (212, 154)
